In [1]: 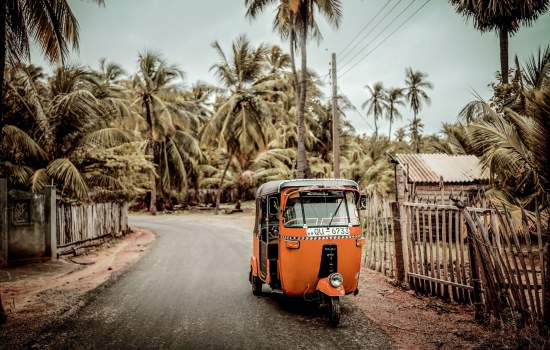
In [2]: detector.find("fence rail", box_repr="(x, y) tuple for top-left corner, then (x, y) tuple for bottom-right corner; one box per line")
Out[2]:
(56, 202), (129, 254)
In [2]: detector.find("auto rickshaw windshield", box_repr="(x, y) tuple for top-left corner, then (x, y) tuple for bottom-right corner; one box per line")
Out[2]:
(283, 190), (360, 228)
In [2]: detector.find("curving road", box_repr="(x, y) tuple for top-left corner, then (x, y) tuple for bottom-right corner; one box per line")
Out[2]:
(33, 214), (392, 349)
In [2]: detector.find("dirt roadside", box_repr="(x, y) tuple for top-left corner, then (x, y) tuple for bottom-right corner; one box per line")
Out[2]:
(0, 229), (156, 348)
(356, 269), (509, 349)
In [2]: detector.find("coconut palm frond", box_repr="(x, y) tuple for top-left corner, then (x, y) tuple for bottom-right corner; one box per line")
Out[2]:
(46, 158), (89, 200)
(30, 168), (50, 193)
(2, 124), (48, 160)
(4, 161), (33, 185)
(82, 128), (132, 148)
(84, 172), (125, 191)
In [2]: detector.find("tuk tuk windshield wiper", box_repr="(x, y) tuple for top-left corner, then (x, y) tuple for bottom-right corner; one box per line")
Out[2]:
(327, 198), (345, 227)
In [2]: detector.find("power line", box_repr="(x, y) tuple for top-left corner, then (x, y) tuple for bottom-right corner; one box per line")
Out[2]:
(320, 0), (406, 82)
(337, 0), (396, 59)
(339, 0), (433, 79)
(339, 0), (418, 71)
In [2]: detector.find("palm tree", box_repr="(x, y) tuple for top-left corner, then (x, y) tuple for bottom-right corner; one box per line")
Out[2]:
(408, 117), (425, 152)
(362, 82), (387, 138)
(404, 68), (432, 153)
(449, 0), (550, 84)
(266, 45), (291, 73)
(0, 0), (105, 176)
(385, 87), (405, 141)
(203, 35), (275, 213)
(132, 52), (202, 214)
(244, 0), (343, 178)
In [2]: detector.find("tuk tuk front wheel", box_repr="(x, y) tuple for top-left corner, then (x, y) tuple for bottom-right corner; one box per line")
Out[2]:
(249, 269), (262, 296)
(327, 296), (340, 327)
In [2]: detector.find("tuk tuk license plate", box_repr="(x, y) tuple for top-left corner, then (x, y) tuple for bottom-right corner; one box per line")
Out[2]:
(306, 227), (349, 237)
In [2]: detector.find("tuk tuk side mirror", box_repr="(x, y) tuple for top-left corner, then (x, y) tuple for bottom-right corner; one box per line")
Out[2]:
(358, 194), (368, 210)
(268, 197), (280, 216)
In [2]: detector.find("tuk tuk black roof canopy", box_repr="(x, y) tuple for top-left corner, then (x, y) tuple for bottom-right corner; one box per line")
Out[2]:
(256, 179), (359, 197)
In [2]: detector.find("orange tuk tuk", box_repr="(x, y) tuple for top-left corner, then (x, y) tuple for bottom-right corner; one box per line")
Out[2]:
(249, 179), (365, 326)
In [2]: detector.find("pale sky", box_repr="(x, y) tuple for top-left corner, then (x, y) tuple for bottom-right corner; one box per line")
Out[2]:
(33, 0), (550, 135)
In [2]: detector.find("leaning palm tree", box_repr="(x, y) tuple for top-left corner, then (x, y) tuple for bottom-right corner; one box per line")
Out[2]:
(362, 82), (387, 138)
(405, 68), (432, 153)
(449, 0), (550, 84)
(203, 36), (276, 213)
(244, 0), (343, 178)
(385, 87), (405, 141)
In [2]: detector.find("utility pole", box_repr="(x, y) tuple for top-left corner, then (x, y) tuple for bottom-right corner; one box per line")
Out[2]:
(331, 53), (340, 178)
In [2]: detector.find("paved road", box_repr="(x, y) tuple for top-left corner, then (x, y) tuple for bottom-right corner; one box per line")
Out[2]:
(34, 214), (392, 349)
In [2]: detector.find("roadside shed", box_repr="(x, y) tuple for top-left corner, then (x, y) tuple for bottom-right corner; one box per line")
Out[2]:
(391, 153), (490, 205)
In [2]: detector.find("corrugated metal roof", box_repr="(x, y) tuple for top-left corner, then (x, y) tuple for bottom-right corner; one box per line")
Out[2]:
(394, 153), (489, 183)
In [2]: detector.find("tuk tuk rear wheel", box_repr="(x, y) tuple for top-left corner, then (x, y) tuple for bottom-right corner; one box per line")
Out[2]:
(327, 296), (340, 327)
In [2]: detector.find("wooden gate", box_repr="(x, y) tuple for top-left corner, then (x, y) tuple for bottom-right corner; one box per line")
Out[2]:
(401, 202), (475, 303)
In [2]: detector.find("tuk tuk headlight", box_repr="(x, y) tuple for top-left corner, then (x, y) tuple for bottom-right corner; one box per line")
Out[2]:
(329, 273), (344, 288)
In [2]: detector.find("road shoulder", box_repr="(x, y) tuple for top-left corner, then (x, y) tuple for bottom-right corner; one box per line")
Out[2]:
(356, 268), (498, 349)
(0, 228), (156, 348)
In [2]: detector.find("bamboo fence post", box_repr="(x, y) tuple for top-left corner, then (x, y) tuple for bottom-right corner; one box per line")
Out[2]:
(463, 209), (483, 320)
(391, 202), (406, 283)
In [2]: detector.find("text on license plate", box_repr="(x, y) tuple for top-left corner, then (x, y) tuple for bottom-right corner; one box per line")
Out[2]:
(306, 227), (349, 237)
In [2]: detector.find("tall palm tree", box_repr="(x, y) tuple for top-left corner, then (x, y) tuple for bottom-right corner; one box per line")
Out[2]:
(132, 52), (201, 214)
(449, 0), (550, 84)
(362, 82), (387, 138)
(404, 68), (432, 153)
(385, 87), (405, 141)
(203, 35), (275, 213)
(0, 0), (105, 176)
(244, 0), (342, 178)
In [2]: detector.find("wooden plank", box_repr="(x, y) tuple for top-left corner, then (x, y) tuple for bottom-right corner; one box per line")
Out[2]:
(407, 272), (474, 291)
(435, 208), (441, 297)
(506, 209), (536, 318)
(415, 207), (423, 292)
(428, 207), (435, 295)
(522, 211), (541, 317)
(498, 210), (529, 314)
(407, 206), (418, 291)
(383, 215), (388, 275)
(441, 209), (450, 300)
(486, 212), (516, 310)
(448, 209), (457, 302)
(453, 210), (463, 302)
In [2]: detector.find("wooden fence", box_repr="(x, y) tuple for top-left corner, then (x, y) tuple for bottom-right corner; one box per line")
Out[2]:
(363, 195), (394, 277)
(465, 207), (545, 323)
(401, 202), (475, 304)
(363, 197), (548, 324)
(56, 202), (129, 254)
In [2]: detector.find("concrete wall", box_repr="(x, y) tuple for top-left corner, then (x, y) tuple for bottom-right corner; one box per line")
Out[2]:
(0, 181), (57, 265)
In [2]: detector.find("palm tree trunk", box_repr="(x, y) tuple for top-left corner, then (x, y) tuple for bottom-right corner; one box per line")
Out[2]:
(296, 22), (309, 179)
(215, 149), (235, 215)
(144, 96), (157, 215)
(0, 3), (6, 324)
(413, 111), (419, 153)
(374, 116), (378, 138)
(0, 0), (6, 179)
(289, 32), (300, 103)
(0, 1), (8, 318)
(499, 27), (509, 85)
(388, 117), (393, 142)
